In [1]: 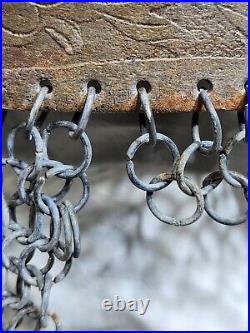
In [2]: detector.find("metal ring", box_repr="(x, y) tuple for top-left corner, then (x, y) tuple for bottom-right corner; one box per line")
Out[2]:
(6, 122), (44, 176)
(176, 141), (202, 196)
(32, 172), (89, 215)
(18, 241), (55, 287)
(2, 229), (31, 269)
(43, 120), (92, 178)
(53, 201), (81, 261)
(200, 170), (223, 196)
(219, 130), (246, 187)
(17, 161), (76, 206)
(127, 132), (180, 192)
(192, 89), (223, 155)
(53, 203), (74, 262)
(64, 200), (81, 258)
(146, 173), (204, 226)
(202, 171), (248, 225)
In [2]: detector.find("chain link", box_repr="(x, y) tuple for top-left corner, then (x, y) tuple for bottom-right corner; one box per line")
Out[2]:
(2, 85), (95, 330)
(127, 86), (248, 227)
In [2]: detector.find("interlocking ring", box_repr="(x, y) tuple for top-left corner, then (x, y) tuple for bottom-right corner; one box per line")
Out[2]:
(17, 160), (87, 208)
(127, 133), (180, 192)
(6, 122), (44, 177)
(202, 171), (248, 225)
(42, 120), (92, 179)
(32, 173), (89, 215)
(146, 173), (204, 226)
(192, 89), (222, 155)
(219, 130), (246, 188)
(176, 141), (202, 196)
(53, 201), (80, 261)
(18, 241), (72, 288)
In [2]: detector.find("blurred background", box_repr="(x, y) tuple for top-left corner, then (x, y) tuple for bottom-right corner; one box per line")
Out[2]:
(2, 110), (247, 330)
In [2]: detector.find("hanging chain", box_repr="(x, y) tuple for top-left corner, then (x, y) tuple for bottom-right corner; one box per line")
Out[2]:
(127, 86), (248, 226)
(2, 82), (248, 329)
(2, 84), (95, 330)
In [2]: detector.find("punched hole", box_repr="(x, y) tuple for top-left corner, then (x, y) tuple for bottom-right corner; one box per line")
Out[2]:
(87, 80), (102, 94)
(137, 80), (152, 93)
(197, 79), (213, 92)
(40, 78), (53, 93)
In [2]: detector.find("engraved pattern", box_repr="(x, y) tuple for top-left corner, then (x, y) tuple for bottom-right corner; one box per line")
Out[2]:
(2, 2), (247, 58)
(2, 3), (248, 114)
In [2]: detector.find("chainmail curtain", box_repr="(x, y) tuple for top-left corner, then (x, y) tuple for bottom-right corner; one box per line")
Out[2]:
(2, 110), (247, 330)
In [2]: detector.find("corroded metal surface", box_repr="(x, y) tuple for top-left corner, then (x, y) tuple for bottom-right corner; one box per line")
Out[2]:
(2, 2), (248, 112)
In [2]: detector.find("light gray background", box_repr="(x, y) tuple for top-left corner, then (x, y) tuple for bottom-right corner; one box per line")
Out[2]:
(2, 110), (248, 330)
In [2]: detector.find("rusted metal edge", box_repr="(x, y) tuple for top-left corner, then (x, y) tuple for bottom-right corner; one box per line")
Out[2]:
(2, 58), (247, 113)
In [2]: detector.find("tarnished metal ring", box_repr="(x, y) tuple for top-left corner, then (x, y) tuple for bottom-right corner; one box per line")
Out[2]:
(200, 171), (223, 196)
(146, 172), (204, 226)
(17, 238), (73, 290)
(53, 202), (81, 262)
(38, 159), (74, 203)
(53, 204), (74, 262)
(17, 165), (35, 205)
(192, 89), (222, 155)
(2, 228), (31, 269)
(33, 173), (89, 215)
(6, 122), (44, 176)
(127, 133), (180, 192)
(176, 141), (202, 196)
(202, 171), (248, 226)
(18, 241), (55, 287)
(17, 161), (74, 206)
(64, 200), (81, 258)
(219, 130), (246, 187)
(43, 121), (92, 178)
(35, 195), (61, 252)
